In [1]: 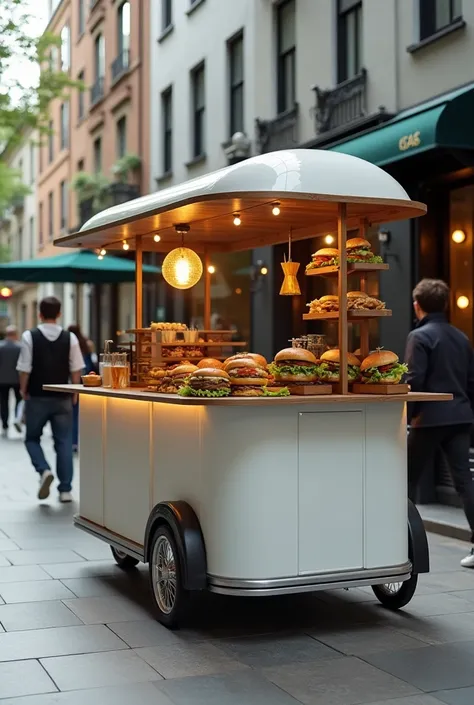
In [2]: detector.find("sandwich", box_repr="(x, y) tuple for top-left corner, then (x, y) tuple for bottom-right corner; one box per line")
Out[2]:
(178, 368), (231, 397)
(224, 352), (268, 369)
(224, 357), (270, 396)
(307, 294), (339, 313)
(269, 348), (321, 384)
(306, 248), (339, 270)
(197, 358), (225, 369)
(360, 350), (408, 384)
(346, 238), (383, 264)
(159, 364), (198, 393)
(319, 349), (361, 383)
(347, 290), (386, 310)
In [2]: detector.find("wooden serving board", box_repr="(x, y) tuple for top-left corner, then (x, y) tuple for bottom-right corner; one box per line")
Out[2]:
(352, 383), (410, 395)
(285, 384), (333, 396)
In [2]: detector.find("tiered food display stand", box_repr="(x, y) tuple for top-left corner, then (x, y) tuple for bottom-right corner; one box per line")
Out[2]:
(45, 149), (450, 627)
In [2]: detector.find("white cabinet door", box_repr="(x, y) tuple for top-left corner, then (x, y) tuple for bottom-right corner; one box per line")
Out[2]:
(298, 411), (364, 574)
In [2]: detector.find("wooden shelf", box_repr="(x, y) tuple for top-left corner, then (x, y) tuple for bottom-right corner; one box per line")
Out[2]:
(160, 341), (246, 347)
(160, 356), (229, 362)
(306, 263), (389, 277)
(303, 309), (392, 321)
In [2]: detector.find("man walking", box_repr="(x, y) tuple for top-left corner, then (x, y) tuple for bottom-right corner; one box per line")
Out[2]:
(405, 278), (474, 568)
(0, 325), (22, 436)
(17, 297), (84, 503)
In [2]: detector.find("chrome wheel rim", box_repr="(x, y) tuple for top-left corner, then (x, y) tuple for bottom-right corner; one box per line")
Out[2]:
(114, 548), (127, 560)
(378, 582), (403, 596)
(152, 535), (177, 615)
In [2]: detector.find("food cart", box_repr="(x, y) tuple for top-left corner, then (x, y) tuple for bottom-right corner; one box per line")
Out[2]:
(46, 149), (450, 627)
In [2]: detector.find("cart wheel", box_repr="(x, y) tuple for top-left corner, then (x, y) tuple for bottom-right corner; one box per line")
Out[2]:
(372, 573), (418, 609)
(111, 547), (139, 570)
(149, 525), (187, 628)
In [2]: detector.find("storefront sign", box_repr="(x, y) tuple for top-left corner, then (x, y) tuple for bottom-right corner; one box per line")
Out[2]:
(398, 131), (421, 152)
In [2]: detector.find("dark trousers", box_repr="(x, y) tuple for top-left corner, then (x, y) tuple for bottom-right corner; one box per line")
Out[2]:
(408, 423), (474, 543)
(0, 384), (21, 429)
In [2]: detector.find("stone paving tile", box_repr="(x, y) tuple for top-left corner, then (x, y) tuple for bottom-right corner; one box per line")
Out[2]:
(309, 623), (429, 656)
(263, 656), (421, 705)
(135, 642), (250, 679)
(0, 600), (83, 631)
(378, 610), (474, 645)
(12, 535), (110, 550)
(435, 686), (474, 705)
(0, 579), (76, 603)
(0, 682), (174, 705)
(107, 620), (184, 648)
(41, 649), (164, 691)
(363, 641), (474, 692)
(0, 565), (52, 583)
(0, 624), (127, 661)
(214, 633), (342, 668)
(158, 671), (302, 705)
(63, 595), (154, 624)
(1, 549), (85, 566)
(0, 555), (11, 567)
(357, 697), (446, 705)
(41, 560), (129, 580)
(60, 577), (136, 598)
(0, 538), (20, 551)
(71, 543), (118, 560)
(391, 592), (474, 617)
(0, 659), (57, 699)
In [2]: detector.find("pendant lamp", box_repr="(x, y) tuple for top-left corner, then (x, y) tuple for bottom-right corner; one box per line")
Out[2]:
(279, 228), (301, 296)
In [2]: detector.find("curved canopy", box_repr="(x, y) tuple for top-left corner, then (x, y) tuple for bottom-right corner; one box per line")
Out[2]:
(55, 150), (426, 254)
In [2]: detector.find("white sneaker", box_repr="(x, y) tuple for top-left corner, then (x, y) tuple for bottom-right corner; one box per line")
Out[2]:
(38, 470), (54, 500)
(14, 422), (22, 433)
(59, 492), (73, 503)
(461, 548), (474, 568)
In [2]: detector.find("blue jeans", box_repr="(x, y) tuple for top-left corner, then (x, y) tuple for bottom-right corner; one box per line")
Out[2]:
(25, 396), (73, 493)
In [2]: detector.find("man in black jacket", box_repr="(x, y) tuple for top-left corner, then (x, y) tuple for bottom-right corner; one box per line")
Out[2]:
(405, 278), (474, 568)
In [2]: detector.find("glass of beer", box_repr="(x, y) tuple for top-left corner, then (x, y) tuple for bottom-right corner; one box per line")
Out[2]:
(111, 353), (129, 389)
(100, 353), (113, 388)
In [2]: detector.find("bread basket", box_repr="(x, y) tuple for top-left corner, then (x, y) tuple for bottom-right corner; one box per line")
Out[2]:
(82, 374), (102, 387)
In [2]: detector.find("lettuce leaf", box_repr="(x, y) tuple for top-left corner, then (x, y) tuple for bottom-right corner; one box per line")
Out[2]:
(263, 387), (290, 397)
(363, 363), (408, 382)
(268, 363), (320, 376)
(347, 254), (384, 264)
(178, 386), (231, 398)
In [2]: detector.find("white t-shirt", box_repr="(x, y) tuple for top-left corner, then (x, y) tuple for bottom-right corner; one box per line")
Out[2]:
(16, 324), (85, 375)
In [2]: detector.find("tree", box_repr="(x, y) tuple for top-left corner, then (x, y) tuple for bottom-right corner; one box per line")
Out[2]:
(0, 0), (80, 210)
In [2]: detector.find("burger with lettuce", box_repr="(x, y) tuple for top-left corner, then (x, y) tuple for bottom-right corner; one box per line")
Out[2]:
(178, 368), (231, 397)
(346, 237), (383, 264)
(319, 349), (361, 383)
(269, 348), (322, 384)
(360, 350), (408, 384)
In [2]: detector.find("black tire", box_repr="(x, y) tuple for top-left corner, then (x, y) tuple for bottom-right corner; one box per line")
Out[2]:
(149, 525), (188, 628)
(372, 573), (418, 609)
(111, 546), (139, 570)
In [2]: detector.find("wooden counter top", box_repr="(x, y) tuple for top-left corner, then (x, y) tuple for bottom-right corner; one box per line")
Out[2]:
(43, 385), (452, 406)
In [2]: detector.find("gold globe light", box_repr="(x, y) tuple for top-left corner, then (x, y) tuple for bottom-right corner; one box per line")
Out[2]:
(452, 229), (466, 244)
(457, 295), (470, 310)
(162, 247), (203, 290)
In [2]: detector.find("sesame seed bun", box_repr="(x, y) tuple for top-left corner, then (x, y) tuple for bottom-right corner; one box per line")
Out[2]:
(170, 364), (199, 377)
(347, 291), (369, 299)
(312, 248), (339, 257)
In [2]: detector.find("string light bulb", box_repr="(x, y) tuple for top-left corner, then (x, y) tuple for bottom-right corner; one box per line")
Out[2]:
(98, 254), (104, 260)
(100, 248), (106, 256)
(452, 229), (466, 244)
(154, 234), (161, 243)
(233, 214), (241, 226)
(272, 203), (281, 216)
(457, 295), (470, 310)
(324, 234), (335, 245)
(260, 266), (268, 275)
(207, 265), (216, 274)
(122, 240), (130, 251)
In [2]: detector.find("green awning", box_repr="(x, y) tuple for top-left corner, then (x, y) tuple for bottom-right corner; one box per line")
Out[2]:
(330, 83), (474, 166)
(0, 250), (160, 284)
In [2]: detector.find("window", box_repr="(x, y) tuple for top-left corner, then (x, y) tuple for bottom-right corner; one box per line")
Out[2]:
(78, 0), (85, 36)
(77, 159), (84, 172)
(94, 33), (105, 80)
(29, 216), (35, 258)
(162, 0), (172, 29)
(48, 120), (54, 163)
(337, 0), (362, 83)
(49, 46), (59, 72)
(48, 191), (54, 239)
(18, 225), (23, 261)
(162, 86), (172, 173)
(116, 116), (127, 158)
(276, 0), (296, 114)
(191, 63), (205, 158)
(78, 70), (85, 119)
(419, 0), (462, 39)
(60, 102), (69, 149)
(118, 2), (131, 55)
(228, 32), (244, 136)
(93, 137), (102, 172)
(39, 202), (43, 246)
(60, 180), (68, 230)
(29, 142), (35, 183)
(60, 24), (70, 71)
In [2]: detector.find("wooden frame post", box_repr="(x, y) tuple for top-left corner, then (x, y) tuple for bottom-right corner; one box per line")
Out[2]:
(338, 203), (348, 394)
(204, 251), (211, 330)
(135, 236), (143, 329)
(359, 218), (370, 360)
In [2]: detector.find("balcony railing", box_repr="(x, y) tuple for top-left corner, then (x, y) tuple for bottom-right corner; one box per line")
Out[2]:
(11, 194), (25, 213)
(255, 104), (299, 154)
(111, 50), (130, 83)
(313, 69), (367, 135)
(90, 76), (105, 107)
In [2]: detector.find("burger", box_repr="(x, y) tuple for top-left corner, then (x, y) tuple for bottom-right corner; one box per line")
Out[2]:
(360, 350), (408, 384)
(159, 364), (198, 393)
(224, 352), (268, 369)
(197, 358), (225, 369)
(306, 248), (339, 270)
(178, 368), (231, 397)
(307, 295), (339, 314)
(346, 238), (383, 264)
(269, 348), (321, 384)
(319, 349), (361, 383)
(224, 357), (270, 396)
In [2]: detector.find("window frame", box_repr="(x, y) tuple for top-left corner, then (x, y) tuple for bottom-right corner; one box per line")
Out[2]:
(162, 0), (172, 30)
(48, 191), (54, 240)
(29, 215), (35, 259)
(60, 102), (69, 150)
(78, 70), (85, 120)
(29, 142), (35, 184)
(191, 62), (205, 159)
(94, 33), (105, 81)
(116, 115), (127, 159)
(419, 0), (462, 40)
(78, 0), (85, 36)
(228, 31), (244, 137)
(93, 136), (102, 173)
(117, 1), (131, 56)
(276, 0), (296, 115)
(60, 24), (70, 72)
(60, 180), (68, 231)
(161, 86), (173, 173)
(39, 202), (44, 247)
(337, 0), (362, 84)
(48, 120), (54, 163)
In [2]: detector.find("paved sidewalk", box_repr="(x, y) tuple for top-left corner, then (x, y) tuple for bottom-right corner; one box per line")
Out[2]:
(1, 429), (474, 704)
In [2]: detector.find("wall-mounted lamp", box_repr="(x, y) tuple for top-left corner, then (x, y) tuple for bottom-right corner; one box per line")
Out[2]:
(452, 229), (466, 244)
(378, 228), (391, 246)
(457, 295), (470, 310)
